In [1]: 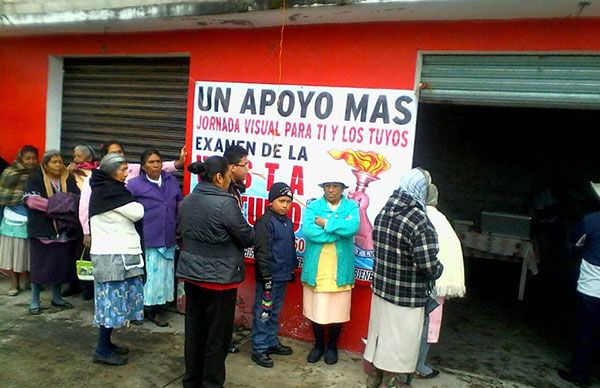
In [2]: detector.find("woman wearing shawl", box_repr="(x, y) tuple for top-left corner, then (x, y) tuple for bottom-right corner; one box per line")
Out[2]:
(364, 168), (443, 387)
(24, 150), (81, 315)
(414, 184), (466, 379)
(0, 145), (39, 296)
(301, 178), (360, 365)
(89, 153), (145, 366)
(127, 148), (183, 327)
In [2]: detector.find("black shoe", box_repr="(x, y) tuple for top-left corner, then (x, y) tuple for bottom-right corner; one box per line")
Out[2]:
(307, 347), (324, 363)
(557, 369), (589, 387)
(268, 343), (293, 355)
(228, 344), (240, 354)
(415, 368), (440, 379)
(251, 352), (274, 368)
(93, 352), (128, 366)
(111, 344), (130, 355)
(147, 312), (169, 327)
(51, 301), (74, 310)
(61, 285), (82, 297)
(324, 348), (338, 365)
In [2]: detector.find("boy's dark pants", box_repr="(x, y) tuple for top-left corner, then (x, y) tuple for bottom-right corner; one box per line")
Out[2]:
(569, 291), (600, 383)
(251, 281), (288, 354)
(183, 282), (237, 388)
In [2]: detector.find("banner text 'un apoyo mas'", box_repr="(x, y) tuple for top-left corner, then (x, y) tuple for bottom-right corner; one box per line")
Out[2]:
(191, 82), (418, 283)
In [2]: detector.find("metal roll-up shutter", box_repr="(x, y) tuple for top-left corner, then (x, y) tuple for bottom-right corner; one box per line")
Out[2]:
(60, 57), (189, 180)
(419, 54), (600, 109)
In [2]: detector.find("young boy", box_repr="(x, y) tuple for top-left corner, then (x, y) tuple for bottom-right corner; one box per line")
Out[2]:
(251, 182), (297, 368)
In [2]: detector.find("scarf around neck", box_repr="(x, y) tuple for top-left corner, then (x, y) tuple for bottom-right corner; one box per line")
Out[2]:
(0, 161), (35, 206)
(89, 169), (135, 218)
(41, 164), (69, 199)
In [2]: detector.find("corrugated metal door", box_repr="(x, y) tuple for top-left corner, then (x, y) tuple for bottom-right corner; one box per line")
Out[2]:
(60, 57), (189, 176)
(419, 54), (600, 109)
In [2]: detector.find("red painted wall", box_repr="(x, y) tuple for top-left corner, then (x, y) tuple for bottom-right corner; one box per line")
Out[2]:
(3, 18), (600, 352)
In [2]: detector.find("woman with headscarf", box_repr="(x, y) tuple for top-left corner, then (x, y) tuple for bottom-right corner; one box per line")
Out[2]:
(177, 157), (254, 388)
(364, 168), (443, 387)
(0, 145), (39, 296)
(414, 183), (466, 379)
(301, 179), (360, 366)
(127, 148), (183, 327)
(24, 150), (81, 315)
(89, 153), (145, 366)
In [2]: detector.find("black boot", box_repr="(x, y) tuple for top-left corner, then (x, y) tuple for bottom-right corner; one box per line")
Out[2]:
(324, 323), (342, 365)
(307, 321), (325, 363)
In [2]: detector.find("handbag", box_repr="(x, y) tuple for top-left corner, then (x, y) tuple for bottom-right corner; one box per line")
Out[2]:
(76, 247), (94, 281)
(424, 295), (440, 315)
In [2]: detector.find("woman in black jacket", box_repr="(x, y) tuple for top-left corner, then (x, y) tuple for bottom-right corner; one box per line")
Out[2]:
(177, 156), (254, 388)
(24, 150), (81, 315)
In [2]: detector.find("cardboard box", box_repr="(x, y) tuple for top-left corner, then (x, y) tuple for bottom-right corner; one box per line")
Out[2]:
(480, 211), (531, 239)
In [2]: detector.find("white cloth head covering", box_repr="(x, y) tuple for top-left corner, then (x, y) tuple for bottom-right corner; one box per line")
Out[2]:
(398, 167), (431, 210)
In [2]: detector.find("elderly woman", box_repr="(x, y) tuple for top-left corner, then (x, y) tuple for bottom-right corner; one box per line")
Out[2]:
(0, 145), (39, 296)
(177, 156), (254, 388)
(67, 144), (98, 189)
(89, 153), (145, 366)
(364, 168), (443, 387)
(301, 179), (360, 365)
(128, 149), (183, 327)
(24, 150), (81, 315)
(63, 143), (98, 298)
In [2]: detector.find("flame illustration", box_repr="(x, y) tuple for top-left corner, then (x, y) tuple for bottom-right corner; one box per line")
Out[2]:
(328, 149), (391, 177)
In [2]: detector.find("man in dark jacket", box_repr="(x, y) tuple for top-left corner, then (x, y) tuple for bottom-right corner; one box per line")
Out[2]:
(251, 182), (297, 368)
(558, 181), (600, 388)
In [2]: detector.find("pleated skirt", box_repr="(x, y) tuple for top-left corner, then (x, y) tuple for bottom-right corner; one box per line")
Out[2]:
(0, 235), (29, 272)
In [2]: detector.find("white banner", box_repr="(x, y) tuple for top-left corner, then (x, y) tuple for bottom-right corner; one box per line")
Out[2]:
(191, 81), (418, 282)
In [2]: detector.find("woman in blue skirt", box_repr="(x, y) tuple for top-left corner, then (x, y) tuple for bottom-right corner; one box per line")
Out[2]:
(128, 149), (183, 327)
(89, 153), (145, 366)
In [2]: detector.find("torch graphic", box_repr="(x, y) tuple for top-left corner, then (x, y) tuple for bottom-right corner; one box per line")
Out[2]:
(328, 149), (391, 273)
(328, 149), (391, 192)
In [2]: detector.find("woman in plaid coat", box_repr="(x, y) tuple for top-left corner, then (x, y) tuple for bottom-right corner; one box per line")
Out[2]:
(364, 168), (443, 387)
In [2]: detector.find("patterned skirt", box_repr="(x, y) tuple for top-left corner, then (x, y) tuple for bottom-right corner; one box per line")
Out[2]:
(143, 246), (175, 306)
(94, 276), (144, 328)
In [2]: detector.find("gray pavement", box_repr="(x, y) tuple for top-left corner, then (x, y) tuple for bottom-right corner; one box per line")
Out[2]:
(0, 277), (534, 387)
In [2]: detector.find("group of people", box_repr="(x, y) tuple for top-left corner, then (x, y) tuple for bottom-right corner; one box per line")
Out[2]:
(1, 141), (470, 387)
(174, 154), (469, 388)
(0, 142), (186, 364)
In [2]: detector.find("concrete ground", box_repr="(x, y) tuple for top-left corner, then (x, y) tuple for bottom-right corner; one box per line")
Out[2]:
(0, 274), (583, 388)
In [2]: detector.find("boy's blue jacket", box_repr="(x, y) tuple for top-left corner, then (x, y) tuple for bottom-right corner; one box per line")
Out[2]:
(254, 207), (297, 282)
(300, 195), (360, 287)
